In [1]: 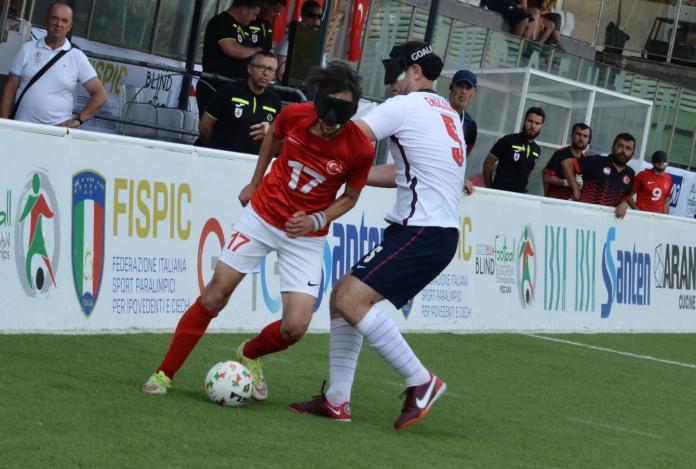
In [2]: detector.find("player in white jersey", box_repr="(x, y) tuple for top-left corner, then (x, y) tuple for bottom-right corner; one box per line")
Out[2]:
(289, 41), (473, 430)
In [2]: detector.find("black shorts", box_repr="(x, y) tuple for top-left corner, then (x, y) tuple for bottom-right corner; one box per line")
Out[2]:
(351, 224), (459, 309)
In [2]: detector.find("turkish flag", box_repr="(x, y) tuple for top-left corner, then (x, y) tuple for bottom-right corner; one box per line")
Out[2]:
(273, 5), (290, 43)
(348, 0), (370, 61)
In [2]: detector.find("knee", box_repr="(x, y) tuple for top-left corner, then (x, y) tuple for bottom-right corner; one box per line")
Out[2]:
(200, 284), (229, 314)
(280, 319), (309, 345)
(331, 283), (355, 317)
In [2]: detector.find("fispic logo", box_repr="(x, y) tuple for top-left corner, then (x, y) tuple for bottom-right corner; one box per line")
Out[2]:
(574, 229), (596, 312)
(601, 227), (650, 318)
(516, 225), (536, 307)
(71, 171), (106, 316)
(15, 171), (60, 296)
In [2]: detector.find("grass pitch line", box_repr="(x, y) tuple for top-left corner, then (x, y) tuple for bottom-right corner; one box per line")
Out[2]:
(526, 334), (696, 370)
(566, 417), (662, 439)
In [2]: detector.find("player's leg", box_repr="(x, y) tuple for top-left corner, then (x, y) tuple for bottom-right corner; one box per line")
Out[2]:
(336, 225), (458, 429)
(143, 262), (245, 394)
(144, 205), (273, 394)
(236, 233), (325, 400)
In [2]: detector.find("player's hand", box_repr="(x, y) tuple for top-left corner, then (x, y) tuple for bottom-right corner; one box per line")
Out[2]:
(58, 118), (81, 128)
(285, 211), (314, 238)
(572, 187), (581, 201)
(615, 201), (628, 219)
(238, 183), (257, 207)
(463, 179), (475, 196)
(249, 122), (270, 141)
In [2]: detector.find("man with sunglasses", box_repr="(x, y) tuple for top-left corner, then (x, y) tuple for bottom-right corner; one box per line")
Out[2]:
(198, 51), (282, 154)
(290, 41), (471, 430)
(143, 62), (375, 401)
(275, 0), (323, 81)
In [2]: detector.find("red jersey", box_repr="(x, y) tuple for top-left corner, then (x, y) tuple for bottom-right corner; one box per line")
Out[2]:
(251, 103), (374, 236)
(633, 169), (673, 214)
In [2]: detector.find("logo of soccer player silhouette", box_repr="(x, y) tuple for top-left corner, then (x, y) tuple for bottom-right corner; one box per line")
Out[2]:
(518, 227), (535, 305)
(19, 173), (57, 290)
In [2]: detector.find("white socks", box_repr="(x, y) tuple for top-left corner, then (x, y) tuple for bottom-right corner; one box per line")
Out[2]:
(354, 305), (429, 388)
(325, 318), (363, 405)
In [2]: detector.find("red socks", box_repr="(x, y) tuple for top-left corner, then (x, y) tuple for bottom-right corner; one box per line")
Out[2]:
(243, 320), (290, 359)
(157, 297), (218, 378)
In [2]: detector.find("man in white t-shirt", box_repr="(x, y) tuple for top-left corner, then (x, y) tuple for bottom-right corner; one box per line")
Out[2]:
(289, 41), (474, 430)
(0, 2), (107, 127)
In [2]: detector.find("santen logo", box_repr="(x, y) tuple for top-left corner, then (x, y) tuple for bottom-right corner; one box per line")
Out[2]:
(601, 227), (650, 318)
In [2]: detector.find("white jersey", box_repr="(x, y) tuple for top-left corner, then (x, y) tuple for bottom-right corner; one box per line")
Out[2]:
(362, 91), (466, 229)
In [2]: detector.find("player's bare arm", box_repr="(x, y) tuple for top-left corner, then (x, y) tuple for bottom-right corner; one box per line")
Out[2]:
(463, 179), (474, 195)
(561, 158), (581, 200)
(367, 164), (397, 188)
(198, 113), (217, 146)
(285, 185), (363, 239)
(482, 153), (498, 188)
(239, 122), (282, 206)
(0, 74), (20, 118)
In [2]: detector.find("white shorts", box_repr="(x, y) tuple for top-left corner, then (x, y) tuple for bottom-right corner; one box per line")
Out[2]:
(219, 204), (325, 297)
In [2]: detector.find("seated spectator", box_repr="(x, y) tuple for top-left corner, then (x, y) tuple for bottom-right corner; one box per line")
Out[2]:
(248, 0), (287, 52)
(197, 0), (263, 114)
(483, 107), (545, 193)
(0, 2), (107, 127)
(198, 51), (281, 155)
(484, 0), (535, 40)
(447, 70), (478, 155)
(275, 0), (323, 81)
(561, 133), (636, 211)
(543, 123), (591, 199)
(536, 0), (564, 50)
(616, 150), (673, 218)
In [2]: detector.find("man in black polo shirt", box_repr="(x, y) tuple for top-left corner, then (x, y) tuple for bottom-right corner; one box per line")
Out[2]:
(561, 132), (636, 209)
(197, 0), (263, 113)
(198, 51), (281, 155)
(248, 0), (286, 52)
(543, 122), (592, 199)
(483, 106), (545, 193)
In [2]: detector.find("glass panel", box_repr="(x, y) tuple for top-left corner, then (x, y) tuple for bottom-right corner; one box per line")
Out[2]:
(358, 0), (413, 99)
(195, 0), (220, 64)
(591, 92), (650, 157)
(91, 0), (157, 52)
(671, 90), (696, 167)
(323, 0), (350, 62)
(443, 21), (486, 71)
(481, 30), (521, 69)
(671, 6), (696, 66)
(154, 0), (196, 59)
(30, 0), (92, 37)
(577, 59), (610, 87)
(648, 83), (679, 155)
(557, 0), (603, 45)
(598, 0), (678, 59)
(430, 14), (452, 59)
(408, 6), (428, 41)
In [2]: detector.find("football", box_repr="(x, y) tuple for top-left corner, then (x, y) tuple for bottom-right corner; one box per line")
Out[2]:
(204, 360), (253, 406)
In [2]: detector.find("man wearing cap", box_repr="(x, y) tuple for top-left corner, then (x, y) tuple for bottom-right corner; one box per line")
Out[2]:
(290, 41), (473, 430)
(448, 70), (478, 155)
(616, 150), (673, 218)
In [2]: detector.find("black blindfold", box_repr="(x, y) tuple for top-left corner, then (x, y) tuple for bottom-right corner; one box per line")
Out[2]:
(314, 94), (358, 126)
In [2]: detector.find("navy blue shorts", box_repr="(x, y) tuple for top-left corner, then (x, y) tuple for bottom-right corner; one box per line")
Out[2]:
(351, 224), (459, 309)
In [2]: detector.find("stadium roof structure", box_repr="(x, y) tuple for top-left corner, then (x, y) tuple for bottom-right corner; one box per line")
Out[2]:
(443, 67), (653, 164)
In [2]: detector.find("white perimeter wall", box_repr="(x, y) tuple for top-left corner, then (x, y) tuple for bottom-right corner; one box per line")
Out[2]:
(2, 120), (696, 333)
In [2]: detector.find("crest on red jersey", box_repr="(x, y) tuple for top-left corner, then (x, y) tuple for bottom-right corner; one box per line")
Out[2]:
(326, 160), (344, 175)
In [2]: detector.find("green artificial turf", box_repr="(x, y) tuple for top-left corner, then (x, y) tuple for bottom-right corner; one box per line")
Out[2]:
(0, 333), (694, 468)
